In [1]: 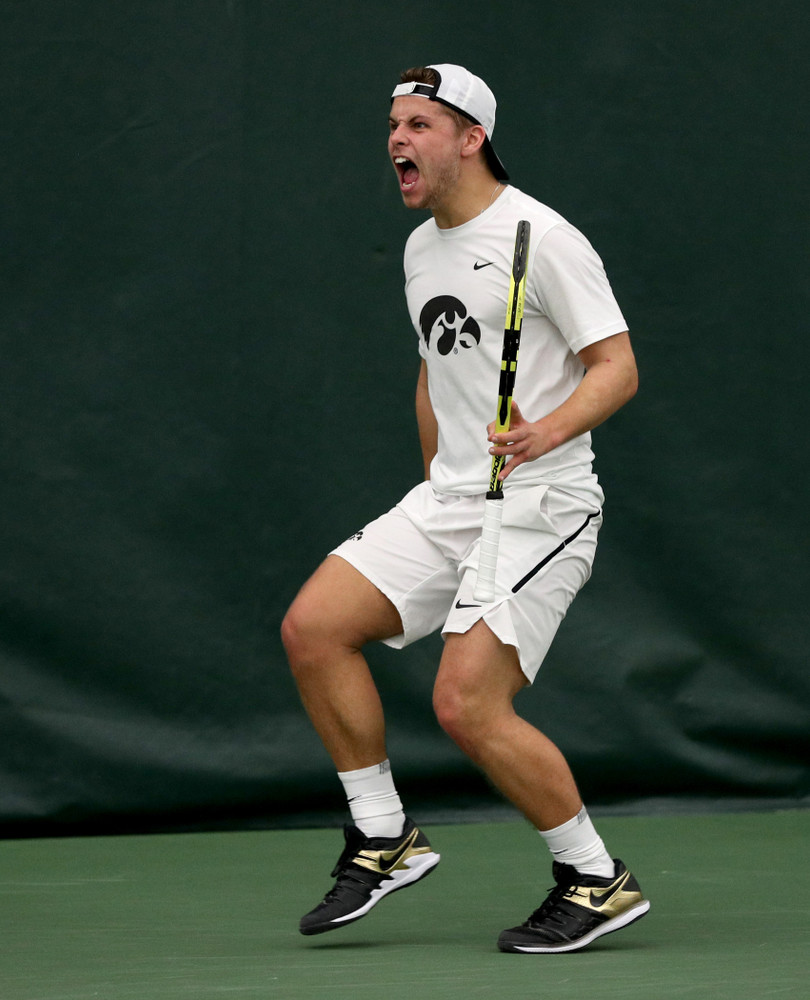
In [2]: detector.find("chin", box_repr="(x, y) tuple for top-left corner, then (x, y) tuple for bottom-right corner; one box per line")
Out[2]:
(401, 190), (428, 210)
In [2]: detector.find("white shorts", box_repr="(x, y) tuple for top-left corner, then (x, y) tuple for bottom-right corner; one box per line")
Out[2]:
(331, 481), (602, 683)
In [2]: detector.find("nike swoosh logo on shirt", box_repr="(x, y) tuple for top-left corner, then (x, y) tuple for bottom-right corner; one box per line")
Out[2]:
(455, 600), (481, 609)
(473, 260), (495, 270)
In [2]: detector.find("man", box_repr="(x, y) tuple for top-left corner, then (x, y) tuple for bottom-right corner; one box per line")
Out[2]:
(281, 63), (649, 953)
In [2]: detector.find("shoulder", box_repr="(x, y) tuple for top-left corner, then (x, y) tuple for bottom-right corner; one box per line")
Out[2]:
(498, 187), (569, 241)
(403, 218), (439, 274)
(404, 217), (437, 253)
(496, 190), (607, 274)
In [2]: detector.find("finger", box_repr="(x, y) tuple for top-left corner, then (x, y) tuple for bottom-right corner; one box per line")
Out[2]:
(499, 453), (527, 481)
(489, 401), (526, 442)
(489, 426), (527, 447)
(489, 437), (529, 457)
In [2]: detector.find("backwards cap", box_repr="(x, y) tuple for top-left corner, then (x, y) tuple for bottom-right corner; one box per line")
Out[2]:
(391, 63), (509, 182)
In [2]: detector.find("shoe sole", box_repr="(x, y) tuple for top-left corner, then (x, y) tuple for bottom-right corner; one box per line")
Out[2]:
(300, 851), (441, 936)
(498, 899), (651, 954)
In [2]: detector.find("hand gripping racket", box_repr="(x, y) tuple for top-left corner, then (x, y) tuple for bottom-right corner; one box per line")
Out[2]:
(473, 219), (531, 603)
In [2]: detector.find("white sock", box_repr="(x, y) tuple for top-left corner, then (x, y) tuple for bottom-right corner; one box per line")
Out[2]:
(337, 759), (406, 839)
(538, 806), (615, 878)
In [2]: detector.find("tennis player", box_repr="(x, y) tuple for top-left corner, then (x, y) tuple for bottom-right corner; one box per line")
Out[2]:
(281, 63), (649, 953)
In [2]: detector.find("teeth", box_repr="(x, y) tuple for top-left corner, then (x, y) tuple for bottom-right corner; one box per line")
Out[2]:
(395, 157), (408, 164)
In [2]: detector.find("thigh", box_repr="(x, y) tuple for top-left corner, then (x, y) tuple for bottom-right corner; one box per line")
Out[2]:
(437, 619), (527, 705)
(286, 554), (403, 649)
(330, 499), (461, 649)
(445, 486), (602, 683)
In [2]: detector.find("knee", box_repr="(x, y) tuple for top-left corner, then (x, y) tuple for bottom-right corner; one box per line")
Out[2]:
(280, 599), (323, 677)
(432, 677), (486, 753)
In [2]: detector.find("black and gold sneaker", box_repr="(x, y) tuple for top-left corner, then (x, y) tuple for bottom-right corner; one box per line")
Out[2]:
(498, 859), (650, 953)
(299, 818), (440, 935)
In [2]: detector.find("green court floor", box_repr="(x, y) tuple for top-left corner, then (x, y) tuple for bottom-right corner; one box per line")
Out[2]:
(2, 810), (808, 999)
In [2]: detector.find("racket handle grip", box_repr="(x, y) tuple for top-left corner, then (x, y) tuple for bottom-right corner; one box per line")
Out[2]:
(474, 497), (503, 603)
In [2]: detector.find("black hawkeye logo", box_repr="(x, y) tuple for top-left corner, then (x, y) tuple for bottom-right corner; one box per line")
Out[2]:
(419, 295), (481, 356)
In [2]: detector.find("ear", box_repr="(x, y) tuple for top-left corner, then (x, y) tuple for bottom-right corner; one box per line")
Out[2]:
(460, 124), (487, 159)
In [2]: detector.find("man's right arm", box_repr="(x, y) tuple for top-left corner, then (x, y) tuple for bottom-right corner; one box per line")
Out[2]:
(415, 360), (437, 481)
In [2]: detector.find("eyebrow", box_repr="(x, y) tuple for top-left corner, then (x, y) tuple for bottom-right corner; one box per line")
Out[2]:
(388, 112), (432, 127)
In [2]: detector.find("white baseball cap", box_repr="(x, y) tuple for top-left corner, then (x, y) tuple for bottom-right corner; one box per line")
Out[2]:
(391, 63), (509, 181)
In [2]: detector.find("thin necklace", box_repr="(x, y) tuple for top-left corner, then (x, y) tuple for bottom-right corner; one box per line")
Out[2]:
(481, 182), (502, 215)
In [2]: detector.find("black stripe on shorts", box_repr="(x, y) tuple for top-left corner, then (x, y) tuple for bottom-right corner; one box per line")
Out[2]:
(511, 511), (601, 594)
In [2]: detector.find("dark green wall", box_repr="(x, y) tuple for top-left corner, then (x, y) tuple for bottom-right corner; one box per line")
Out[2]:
(2, 0), (808, 835)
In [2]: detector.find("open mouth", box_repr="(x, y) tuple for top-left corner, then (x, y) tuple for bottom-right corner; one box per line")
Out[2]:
(394, 156), (419, 191)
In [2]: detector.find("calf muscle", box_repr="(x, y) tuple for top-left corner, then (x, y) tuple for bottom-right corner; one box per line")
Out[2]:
(281, 555), (402, 771)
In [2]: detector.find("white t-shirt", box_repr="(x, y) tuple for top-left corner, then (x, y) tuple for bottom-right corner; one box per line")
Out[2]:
(403, 185), (628, 504)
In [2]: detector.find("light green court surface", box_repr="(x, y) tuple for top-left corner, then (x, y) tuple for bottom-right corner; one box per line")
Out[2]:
(2, 810), (808, 1000)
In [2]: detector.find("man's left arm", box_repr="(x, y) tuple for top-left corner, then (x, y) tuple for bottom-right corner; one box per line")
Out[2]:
(487, 330), (638, 482)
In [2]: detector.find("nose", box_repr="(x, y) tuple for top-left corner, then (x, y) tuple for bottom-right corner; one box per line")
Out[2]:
(389, 122), (406, 146)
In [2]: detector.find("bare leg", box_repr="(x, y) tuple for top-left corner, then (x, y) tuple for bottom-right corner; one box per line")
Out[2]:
(281, 555), (403, 771)
(433, 619), (582, 830)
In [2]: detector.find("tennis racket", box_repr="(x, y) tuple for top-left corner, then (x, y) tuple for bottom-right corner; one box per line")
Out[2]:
(473, 219), (531, 603)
